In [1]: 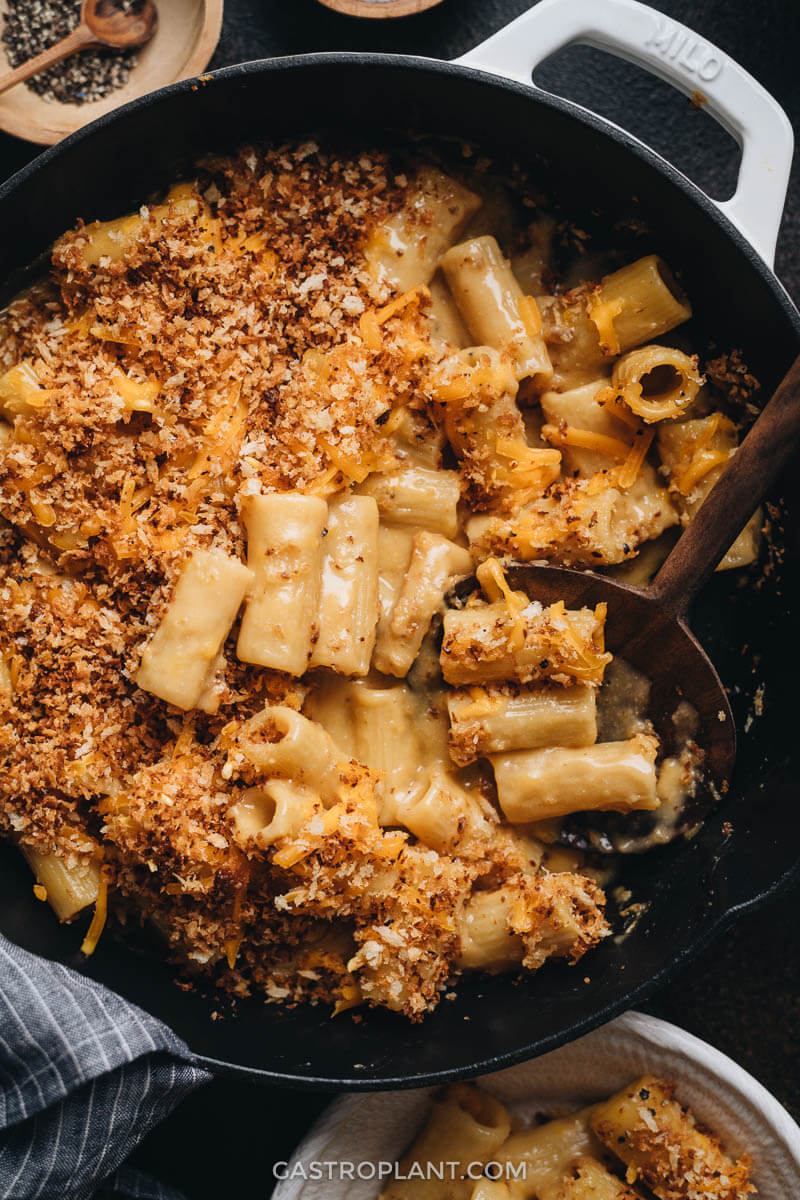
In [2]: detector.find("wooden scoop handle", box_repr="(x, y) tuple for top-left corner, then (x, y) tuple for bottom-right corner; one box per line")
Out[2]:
(649, 352), (800, 619)
(0, 25), (96, 99)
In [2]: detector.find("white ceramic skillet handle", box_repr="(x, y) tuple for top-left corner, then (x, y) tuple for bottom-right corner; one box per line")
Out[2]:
(456, 0), (794, 266)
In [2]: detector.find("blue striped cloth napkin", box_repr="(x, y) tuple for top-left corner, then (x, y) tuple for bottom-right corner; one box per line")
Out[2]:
(0, 936), (211, 1200)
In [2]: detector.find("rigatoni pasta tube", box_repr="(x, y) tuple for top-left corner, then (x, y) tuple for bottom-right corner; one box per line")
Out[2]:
(349, 681), (431, 825)
(540, 380), (635, 478)
(303, 672), (360, 761)
(23, 847), (101, 922)
(428, 272), (471, 347)
(375, 522), (417, 658)
(441, 602), (610, 688)
(447, 684), (597, 767)
(365, 166), (482, 291)
(554, 1158), (643, 1200)
(195, 648), (226, 716)
(456, 887), (525, 970)
(613, 345), (703, 423)
(387, 407), (446, 471)
(310, 494), (379, 676)
(543, 297), (611, 392)
(658, 414), (736, 501)
(491, 734), (659, 823)
(229, 705), (342, 803)
(657, 414), (761, 571)
(717, 509), (761, 571)
(402, 765), (496, 854)
(433, 346), (559, 508)
(380, 1084), (511, 1200)
(510, 215), (555, 296)
(375, 532), (472, 677)
(237, 492), (327, 676)
(469, 1184), (510, 1200)
(228, 780), (321, 848)
(135, 549), (253, 711)
(492, 1109), (601, 1200)
(591, 255), (692, 354)
(306, 677), (431, 825)
(590, 1076), (754, 1200)
(359, 467), (461, 538)
(441, 235), (553, 385)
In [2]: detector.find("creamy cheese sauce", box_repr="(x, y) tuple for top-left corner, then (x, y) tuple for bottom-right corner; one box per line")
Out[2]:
(562, 658), (702, 855)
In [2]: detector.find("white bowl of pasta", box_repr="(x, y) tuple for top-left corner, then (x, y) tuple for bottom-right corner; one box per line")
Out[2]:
(272, 1011), (800, 1200)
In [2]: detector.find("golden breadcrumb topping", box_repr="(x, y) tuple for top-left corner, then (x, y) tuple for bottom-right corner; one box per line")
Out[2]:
(0, 139), (753, 1019)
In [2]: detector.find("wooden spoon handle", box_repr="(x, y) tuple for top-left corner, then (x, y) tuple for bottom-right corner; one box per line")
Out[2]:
(649, 351), (800, 619)
(0, 26), (96, 99)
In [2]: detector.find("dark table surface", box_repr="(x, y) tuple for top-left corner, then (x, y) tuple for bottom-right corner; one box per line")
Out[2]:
(2, 1), (798, 1195)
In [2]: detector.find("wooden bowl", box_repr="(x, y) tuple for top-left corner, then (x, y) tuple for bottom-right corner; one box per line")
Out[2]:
(317, 0), (442, 15)
(0, 0), (224, 145)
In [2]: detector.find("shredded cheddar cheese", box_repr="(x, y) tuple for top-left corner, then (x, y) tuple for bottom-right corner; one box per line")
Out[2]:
(542, 423), (632, 462)
(375, 285), (430, 325)
(618, 427), (656, 489)
(517, 293), (543, 337)
(0, 361), (50, 415)
(476, 556), (529, 650)
(494, 437), (561, 494)
(29, 496), (56, 527)
(588, 296), (624, 355)
(80, 876), (108, 957)
(674, 414), (737, 495)
(332, 981), (362, 1017)
(188, 383), (248, 484)
(359, 309), (383, 351)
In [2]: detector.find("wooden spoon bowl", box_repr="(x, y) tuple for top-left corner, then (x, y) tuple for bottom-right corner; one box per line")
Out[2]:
(84, 0), (159, 49)
(452, 352), (800, 854)
(495, 563), (735, 854)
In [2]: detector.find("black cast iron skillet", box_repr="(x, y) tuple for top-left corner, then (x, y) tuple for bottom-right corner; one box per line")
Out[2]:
(0, 16), (798, 1090)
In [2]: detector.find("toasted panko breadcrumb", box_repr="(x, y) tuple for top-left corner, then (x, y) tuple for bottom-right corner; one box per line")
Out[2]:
(591, 1076), (755, 1200)
(0, 141), (623, 1019)
(467, 467), (678, 566)
(519, 870), (610, 969)
(228, 759), (479, 1018)
(441, 598), (611, 688)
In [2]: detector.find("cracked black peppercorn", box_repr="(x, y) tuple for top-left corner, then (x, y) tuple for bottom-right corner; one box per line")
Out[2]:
(2, 0), (139, 105)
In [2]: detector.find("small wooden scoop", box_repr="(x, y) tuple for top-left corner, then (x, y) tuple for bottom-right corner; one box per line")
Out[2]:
(0, 0), (157, 100)
(481, 354), (800, 852)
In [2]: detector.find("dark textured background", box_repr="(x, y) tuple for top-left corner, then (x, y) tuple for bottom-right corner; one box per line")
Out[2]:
(1, 1), (797, 1194)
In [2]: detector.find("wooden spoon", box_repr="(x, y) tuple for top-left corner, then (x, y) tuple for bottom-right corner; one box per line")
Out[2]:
(464, 354), (800, 853)
(0, 0), (158, 100)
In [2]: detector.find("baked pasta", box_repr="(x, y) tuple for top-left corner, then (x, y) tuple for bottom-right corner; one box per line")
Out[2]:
(0, 142), (759, 1017)
(382, 1077), (755, 1199)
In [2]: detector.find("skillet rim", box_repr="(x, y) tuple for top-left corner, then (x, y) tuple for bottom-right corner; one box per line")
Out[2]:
(0, 51), (798, 1089)
(0, 48), (798, 327)
(193, 869), (798, 1089)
